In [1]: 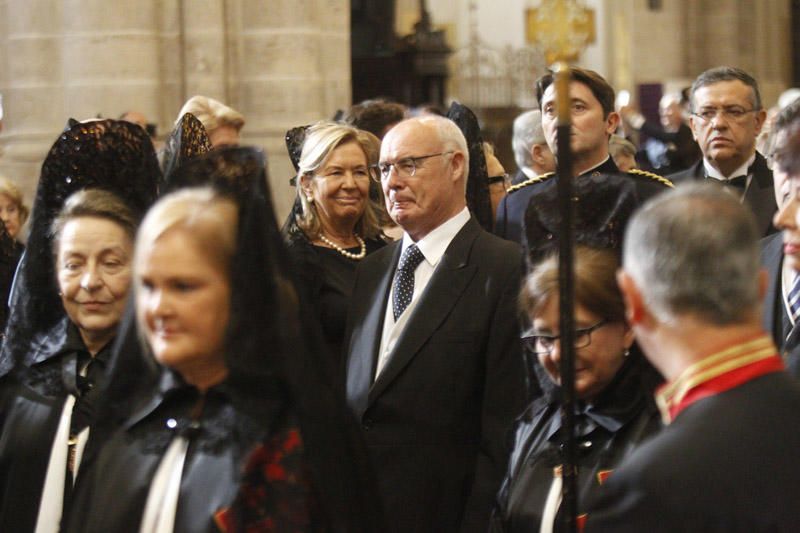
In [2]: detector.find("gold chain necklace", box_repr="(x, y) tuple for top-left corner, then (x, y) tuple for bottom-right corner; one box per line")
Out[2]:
(318, 233), (366, 260)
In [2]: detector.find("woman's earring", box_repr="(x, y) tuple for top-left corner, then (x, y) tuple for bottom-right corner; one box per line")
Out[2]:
(623, 348), (630, 358)
(306, 195), (314, 204)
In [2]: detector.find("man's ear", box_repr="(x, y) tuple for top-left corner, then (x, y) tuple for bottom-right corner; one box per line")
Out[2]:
(605, 111), (621, 136)
(451, 151), (467, 183)
(531, 143), (545, 167)
(688, 115), (700, 142)
(754, 108), (768, 136)
(617, 269), (647, 326)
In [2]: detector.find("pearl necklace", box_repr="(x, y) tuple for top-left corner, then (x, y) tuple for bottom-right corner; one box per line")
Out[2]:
(319, 233), (367, 260)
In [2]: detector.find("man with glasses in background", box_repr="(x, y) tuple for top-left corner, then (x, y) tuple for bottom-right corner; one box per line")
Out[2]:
(344, 115), (527, 533)
(668, 66), (777, 235)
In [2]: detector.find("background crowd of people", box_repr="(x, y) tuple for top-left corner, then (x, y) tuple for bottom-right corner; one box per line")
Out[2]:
(0, 61), (798, 532)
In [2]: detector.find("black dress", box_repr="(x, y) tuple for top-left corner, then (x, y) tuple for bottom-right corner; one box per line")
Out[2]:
(0, 318), (111, 532)
(286, 233), (384, 366)
(490, 355), (662, 533)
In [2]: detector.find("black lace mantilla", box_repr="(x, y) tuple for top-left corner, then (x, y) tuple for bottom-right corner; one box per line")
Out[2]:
(524, 173), (642, 266)
(161, 113), (212, 187)
(446, 101), (493, 232)
(0, 119), (160, 377)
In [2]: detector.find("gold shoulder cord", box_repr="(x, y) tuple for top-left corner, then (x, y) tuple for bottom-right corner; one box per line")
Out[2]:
(628, 168), (674, 188)
(507, 172), (555, 194)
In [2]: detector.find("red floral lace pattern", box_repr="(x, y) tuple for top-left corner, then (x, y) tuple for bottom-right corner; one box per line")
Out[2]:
(214, 428), (316, 533)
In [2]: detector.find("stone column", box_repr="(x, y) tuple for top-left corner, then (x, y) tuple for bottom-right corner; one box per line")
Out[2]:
(0, 0), (163, 203)
(0, 0), (351, 220)
(234, 0), (351, 217)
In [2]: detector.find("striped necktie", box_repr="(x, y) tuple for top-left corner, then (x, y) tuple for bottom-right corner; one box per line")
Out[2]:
(789, 275), (800, 324)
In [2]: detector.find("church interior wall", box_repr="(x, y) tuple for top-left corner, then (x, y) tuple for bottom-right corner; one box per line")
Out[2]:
(0, 0), (794, 223)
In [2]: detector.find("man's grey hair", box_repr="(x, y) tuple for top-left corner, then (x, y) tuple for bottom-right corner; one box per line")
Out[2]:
(512, 110), (546, 171)
(690, 66), (762, 112)
(623, 183), (760, 326)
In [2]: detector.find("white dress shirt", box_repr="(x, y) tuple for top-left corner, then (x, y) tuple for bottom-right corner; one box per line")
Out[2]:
(375, 207), (471, 379)
(139, 436), (190, 533)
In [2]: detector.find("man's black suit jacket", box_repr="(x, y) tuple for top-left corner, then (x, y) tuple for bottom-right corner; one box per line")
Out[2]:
(344, 217), (527, 533)
(667, 152), (777, 236)
(585, 371), (800, 531)
(761, 233), (800, 377)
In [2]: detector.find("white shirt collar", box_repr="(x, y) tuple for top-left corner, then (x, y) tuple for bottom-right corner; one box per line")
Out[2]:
(401, 207), (471, 269)
(703, 152), (756, 181)
(521, 167), (537, 180)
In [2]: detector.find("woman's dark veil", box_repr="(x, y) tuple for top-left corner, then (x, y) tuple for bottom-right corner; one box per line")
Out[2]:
(98, 147), (383, 531)
(280, 124), (310, 236)
(85, 115), (215, 423)
(160, 112), (212, 186)
(446, 101), (493, 232)
(0, 120), (160, 377)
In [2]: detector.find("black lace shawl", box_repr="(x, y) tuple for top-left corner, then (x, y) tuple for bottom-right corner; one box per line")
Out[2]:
(160, 113), (212, 187)
(282, 125), (310, 235)
(523, 173), (643, 266)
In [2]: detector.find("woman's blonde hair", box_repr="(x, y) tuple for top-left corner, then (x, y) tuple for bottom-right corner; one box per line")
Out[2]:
(521, 245), (625, 323)
(175, 95), (245, 133)
(0, 176), (29, 226)
(295, 121), (383, 240)
(135, 187), (237, 277)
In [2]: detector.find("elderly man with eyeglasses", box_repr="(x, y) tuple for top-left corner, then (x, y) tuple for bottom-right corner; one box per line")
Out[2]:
(668, 66), (777, 236)
(344, 115), (527, 533)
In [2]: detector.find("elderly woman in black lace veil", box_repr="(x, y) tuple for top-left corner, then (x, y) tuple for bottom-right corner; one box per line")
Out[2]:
(0, 120), (159, 532)
(66, 147), (383, 533)
(490, 174), (665, 533)
(284, 122), (386, 369)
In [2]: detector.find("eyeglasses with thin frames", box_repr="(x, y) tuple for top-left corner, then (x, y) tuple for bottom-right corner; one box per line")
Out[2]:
(375, 151), (454, 182)
(691, 106), (758, 124)
(521, 319), (609, 356)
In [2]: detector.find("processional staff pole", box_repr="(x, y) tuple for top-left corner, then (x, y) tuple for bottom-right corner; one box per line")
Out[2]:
(527, 1), (595, 531)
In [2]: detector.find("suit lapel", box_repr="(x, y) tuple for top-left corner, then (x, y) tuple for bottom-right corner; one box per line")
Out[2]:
(346, 243), (400, 417)
(689, 160), (705, 180)
(367, 219), (481, 405)
(743, 153), (777, 235)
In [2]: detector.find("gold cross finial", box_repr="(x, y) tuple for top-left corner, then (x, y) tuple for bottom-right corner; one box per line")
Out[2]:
(526, 0), (595, 64)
